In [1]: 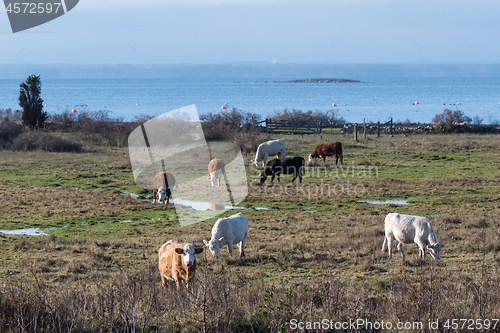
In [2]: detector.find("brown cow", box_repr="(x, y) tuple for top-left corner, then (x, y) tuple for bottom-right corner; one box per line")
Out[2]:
(308, 142), (343, 164)
(152, 172), (176, 204)
(208, 158), (225, 186)
(158, 240), (203, 289)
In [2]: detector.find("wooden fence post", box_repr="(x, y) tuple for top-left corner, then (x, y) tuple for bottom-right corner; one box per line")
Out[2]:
(377, 121), (380, 137)
(390, 118), (393, 137)
(363, 118), (366, 139)
(266, 118), (269, 134)
(354, 124), (358, 141)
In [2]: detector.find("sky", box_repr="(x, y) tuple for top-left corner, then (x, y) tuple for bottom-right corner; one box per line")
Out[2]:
(1, 0), (500, 64)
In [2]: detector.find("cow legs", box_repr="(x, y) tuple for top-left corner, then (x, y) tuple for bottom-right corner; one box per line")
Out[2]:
(165, 188), (172, 204)
(415, 239), (426, 259)
(227, 242), (234, 255)
(239, 234), (247, 258)
(396, 242), (406, 259)
(386, 235), (394, 258)
(322, 156), (326, 163)
(335, 154), (339, 165)
(340, 154), (344, 165)
(172, 274), (180, 290)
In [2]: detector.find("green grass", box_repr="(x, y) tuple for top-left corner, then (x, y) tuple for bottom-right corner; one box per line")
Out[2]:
(0, 132), (500, 331)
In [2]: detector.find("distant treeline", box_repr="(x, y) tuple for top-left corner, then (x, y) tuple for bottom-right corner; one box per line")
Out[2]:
(3, 63), (500, 79)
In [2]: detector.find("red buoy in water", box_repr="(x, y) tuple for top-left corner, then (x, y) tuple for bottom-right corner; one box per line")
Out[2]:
(332, 103), (337, 107)
(415, 101), (420, 105)
(72, 109), (77, 113)
(221, 105), (227, 110)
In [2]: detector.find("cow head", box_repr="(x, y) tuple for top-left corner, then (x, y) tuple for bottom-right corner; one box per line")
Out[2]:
(251, 158), (260, 167)
(308, 154), (317, 163)
(210, 174), (218, 186)
(174, 243), (203, 267)
(203, 237), (224, 258)
(157, 186), (167, 202)
(259, 166), (274, 185)
(426, 243), (446, 259)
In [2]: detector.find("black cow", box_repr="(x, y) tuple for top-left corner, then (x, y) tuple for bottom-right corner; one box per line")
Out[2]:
(260, 157), (305, 185)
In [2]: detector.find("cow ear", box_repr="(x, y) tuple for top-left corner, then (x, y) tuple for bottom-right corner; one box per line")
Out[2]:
(218, 237), (224, 243)
(195, 248), (204, 254)
(203, 240), (209, 246)
(175, 248), (184, 254)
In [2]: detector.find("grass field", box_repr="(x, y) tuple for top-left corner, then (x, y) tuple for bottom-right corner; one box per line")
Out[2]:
(0, 132), (499, 332)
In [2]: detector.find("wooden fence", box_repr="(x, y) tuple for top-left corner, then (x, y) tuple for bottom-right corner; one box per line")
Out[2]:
(262, 118), (499, 139)
(263, 118), (393, 137)
(264, 119), (322, 134)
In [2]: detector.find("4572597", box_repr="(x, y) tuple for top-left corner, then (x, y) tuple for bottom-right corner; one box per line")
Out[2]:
(5, 2), (62, 14)
(443, 319), (499, 330)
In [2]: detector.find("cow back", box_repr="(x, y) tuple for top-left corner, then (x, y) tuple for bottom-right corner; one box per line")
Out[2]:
(153, 172), (176, 190)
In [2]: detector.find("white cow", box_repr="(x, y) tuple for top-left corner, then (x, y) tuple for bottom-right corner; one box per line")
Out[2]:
(203, 212), (248, 258)
(252, 139), (286, 167)
(382, 213), (446, 259)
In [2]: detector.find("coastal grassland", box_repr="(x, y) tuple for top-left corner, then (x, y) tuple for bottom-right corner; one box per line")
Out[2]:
(0, 132), (499, 332)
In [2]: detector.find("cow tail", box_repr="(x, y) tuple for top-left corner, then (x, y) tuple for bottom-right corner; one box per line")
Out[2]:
(382, 236), (387, 252)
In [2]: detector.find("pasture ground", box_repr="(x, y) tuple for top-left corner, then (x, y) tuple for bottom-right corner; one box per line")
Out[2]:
(0, 132), (499, 332)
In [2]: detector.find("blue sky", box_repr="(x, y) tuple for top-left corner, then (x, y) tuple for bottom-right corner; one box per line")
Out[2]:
(1, 0), (499, 64)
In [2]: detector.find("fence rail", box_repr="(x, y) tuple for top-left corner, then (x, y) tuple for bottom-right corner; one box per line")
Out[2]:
(263, 118), (500, 139)
(263, 118), (393, 138)
(265, 119), (322, 134)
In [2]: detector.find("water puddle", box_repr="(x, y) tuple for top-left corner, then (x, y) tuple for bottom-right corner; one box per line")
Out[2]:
(120, 192), (269, 211)
(359, 199), (409, 205)
(171, 198), (268, 211)
(122, 191), (140, 199)
(0, 228), (54, 236)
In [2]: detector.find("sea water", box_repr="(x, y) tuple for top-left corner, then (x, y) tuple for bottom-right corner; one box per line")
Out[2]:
(1, 77), (499, 124)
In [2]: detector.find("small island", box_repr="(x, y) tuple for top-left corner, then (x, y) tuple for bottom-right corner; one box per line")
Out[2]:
(275, 78), (362, 83)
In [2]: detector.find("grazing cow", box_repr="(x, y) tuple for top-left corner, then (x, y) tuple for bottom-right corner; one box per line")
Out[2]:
(158, 240), (203, 289)
(252, 139), (286, 167)
(382, 213), (446, 260)
(260, 156), (305, 185)
(308, 142), (343, 165)
(152, 172), (175, 204)
(208, 158), (226, 186)
(203, 212), (248, 258)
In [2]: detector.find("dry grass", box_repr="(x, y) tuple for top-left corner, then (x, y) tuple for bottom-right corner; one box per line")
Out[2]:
(0, 132), (499, 332)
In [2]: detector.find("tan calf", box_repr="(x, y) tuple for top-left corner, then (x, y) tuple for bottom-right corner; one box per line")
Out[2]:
(158, 240), (203, 289)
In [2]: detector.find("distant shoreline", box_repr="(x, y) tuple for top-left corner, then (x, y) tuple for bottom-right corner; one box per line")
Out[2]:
(274, 78), (362, 83)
